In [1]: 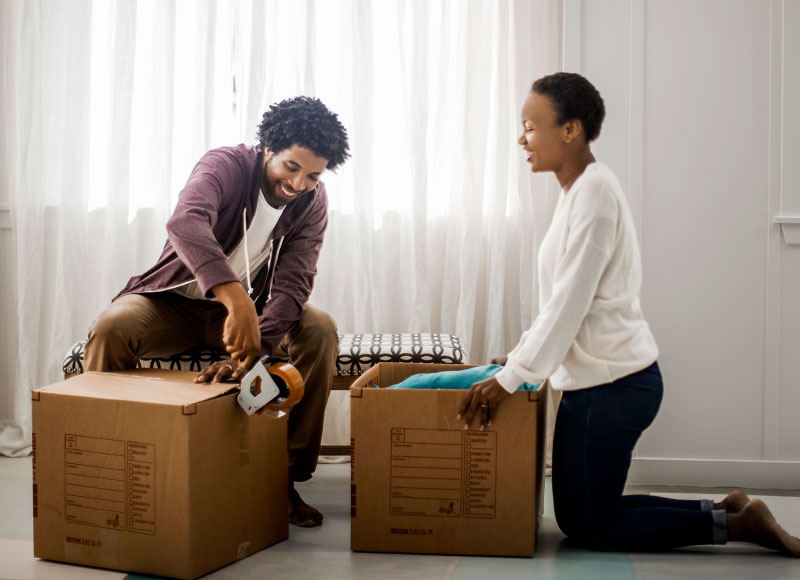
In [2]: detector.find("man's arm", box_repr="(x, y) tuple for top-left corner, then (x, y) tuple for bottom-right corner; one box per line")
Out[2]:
(166, 148), (262, 378)
(212, 281), (260, 378)
(166, 149), (244, 296)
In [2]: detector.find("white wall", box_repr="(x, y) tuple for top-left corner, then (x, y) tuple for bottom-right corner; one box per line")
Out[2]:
(566, 0), (800, 487)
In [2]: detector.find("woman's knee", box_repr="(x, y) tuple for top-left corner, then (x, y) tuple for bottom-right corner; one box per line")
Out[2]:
(555, 503), (615, 550)
(555, 516), (604, 549)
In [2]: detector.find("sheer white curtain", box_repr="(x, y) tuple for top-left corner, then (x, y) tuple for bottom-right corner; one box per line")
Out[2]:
(1, 0), (561, 456)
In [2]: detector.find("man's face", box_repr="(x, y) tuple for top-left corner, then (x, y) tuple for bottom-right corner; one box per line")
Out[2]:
(261, 145), (329, 208)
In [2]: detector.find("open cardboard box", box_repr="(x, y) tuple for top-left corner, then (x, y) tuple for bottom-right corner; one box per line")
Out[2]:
(32, 368), (288, 580)
(350, 363), (547, 557)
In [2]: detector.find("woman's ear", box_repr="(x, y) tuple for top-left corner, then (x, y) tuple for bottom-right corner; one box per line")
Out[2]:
(562, 119), (583, 145)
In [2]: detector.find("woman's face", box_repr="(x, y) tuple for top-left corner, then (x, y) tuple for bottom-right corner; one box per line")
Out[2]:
(518, 92), (568, 174)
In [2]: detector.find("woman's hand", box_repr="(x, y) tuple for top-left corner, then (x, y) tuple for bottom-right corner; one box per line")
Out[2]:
(457, 377), (512, 430)
(490, 355), (508, 366)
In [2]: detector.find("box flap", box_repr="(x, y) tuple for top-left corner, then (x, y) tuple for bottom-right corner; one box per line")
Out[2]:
(36, 369), (238, 406)
(350, 363), (544, 402)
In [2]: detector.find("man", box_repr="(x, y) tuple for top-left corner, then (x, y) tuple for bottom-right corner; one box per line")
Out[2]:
(85, 96), (350, 527)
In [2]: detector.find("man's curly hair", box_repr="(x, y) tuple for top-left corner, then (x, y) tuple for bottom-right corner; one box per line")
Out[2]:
(531, 73), (605, 143)
(256, 96), (350, 170)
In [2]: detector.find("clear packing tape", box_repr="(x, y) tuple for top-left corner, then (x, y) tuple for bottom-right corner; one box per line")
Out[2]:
(236, 360), (304, 419)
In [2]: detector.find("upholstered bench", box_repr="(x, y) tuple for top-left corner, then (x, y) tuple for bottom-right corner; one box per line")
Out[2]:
(62, 333), (467, 456)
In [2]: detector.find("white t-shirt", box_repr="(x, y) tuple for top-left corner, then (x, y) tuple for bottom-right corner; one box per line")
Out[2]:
(172, 193), (284, 300)
(495, 162), (659, 392)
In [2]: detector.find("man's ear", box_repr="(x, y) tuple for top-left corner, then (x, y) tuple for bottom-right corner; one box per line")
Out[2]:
(562, 119), (583, 145)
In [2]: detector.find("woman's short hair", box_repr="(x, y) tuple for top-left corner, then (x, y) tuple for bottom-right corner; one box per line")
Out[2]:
(257, 96), (350, 170)
(531, 73), (605, 142)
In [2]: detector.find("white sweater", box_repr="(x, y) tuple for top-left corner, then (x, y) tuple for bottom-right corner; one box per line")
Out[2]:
(495, 162), (658, 393)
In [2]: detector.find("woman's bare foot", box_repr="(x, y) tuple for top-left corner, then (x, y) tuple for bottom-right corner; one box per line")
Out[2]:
(289, 484), (323, 527)
(727, 499), (800, 557)
(714, 490), (751, 513)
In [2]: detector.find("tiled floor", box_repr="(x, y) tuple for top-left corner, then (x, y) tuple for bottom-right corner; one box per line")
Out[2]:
(1, 457), (798, 579)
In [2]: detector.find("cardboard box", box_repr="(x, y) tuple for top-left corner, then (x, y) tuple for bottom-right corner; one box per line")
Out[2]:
(350, 363), (547, 557)
(32, 369), (288, 579)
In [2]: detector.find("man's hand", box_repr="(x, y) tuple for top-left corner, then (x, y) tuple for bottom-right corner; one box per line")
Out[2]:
(194, 359), (247, 384)
(211, 281), (261, 373)
(457, 376), (512, 430)
(490, 355), (508, 366)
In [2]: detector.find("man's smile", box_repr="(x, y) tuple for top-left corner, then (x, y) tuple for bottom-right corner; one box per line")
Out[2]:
(280, 183), (300, 198)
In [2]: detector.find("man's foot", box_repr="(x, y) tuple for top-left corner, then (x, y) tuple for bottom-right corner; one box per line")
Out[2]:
(714, 490), (750, 513)
(728, 499), (800, 557)
(289, 484), (323, 527)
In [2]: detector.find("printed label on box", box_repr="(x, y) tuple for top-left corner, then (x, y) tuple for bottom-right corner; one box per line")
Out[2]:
(389, 428), (496, 518)
(64, 434), (156, 534)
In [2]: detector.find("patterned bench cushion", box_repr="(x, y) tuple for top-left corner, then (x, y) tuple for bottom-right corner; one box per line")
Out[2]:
(62, 333), (467, 377)
(335, 333), (465, 376)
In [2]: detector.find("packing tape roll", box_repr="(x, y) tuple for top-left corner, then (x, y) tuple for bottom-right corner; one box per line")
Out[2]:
(260, 362), (304, 413)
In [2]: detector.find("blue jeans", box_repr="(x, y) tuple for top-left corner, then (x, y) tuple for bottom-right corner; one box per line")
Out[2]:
(552, 362), (721, 551)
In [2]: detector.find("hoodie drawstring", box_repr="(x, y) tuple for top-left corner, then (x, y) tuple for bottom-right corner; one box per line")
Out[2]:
(243, 207), (253, 296)
(266, 236), (284, 302)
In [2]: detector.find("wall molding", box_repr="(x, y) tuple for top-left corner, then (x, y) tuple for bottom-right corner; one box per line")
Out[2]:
(763, 0), (784, 461)
(0, 205), (10, 230)
(627, 0), (645, 247)
(562, 0), (581, 72)
(775, 216), (800, 244)
(630, 458), (800, 489)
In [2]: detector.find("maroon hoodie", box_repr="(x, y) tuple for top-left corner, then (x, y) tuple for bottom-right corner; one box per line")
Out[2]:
(116, 144), (328, 357)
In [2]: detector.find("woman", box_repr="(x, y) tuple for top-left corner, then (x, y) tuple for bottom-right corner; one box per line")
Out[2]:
(458, 72), (800, 556)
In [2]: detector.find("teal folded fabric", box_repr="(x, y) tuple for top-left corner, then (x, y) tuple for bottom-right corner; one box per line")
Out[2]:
(387, 364), (540, 391)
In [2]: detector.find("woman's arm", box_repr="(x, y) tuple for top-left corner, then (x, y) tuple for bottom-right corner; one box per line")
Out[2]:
(495, 180), (619, 392)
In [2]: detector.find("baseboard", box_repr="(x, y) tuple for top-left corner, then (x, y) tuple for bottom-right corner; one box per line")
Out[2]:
(320, 445), (350, 457)
(629, 457), (800, 489)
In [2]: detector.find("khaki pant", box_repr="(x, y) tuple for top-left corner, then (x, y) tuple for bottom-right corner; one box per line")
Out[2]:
(85, 292), (337, 482)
